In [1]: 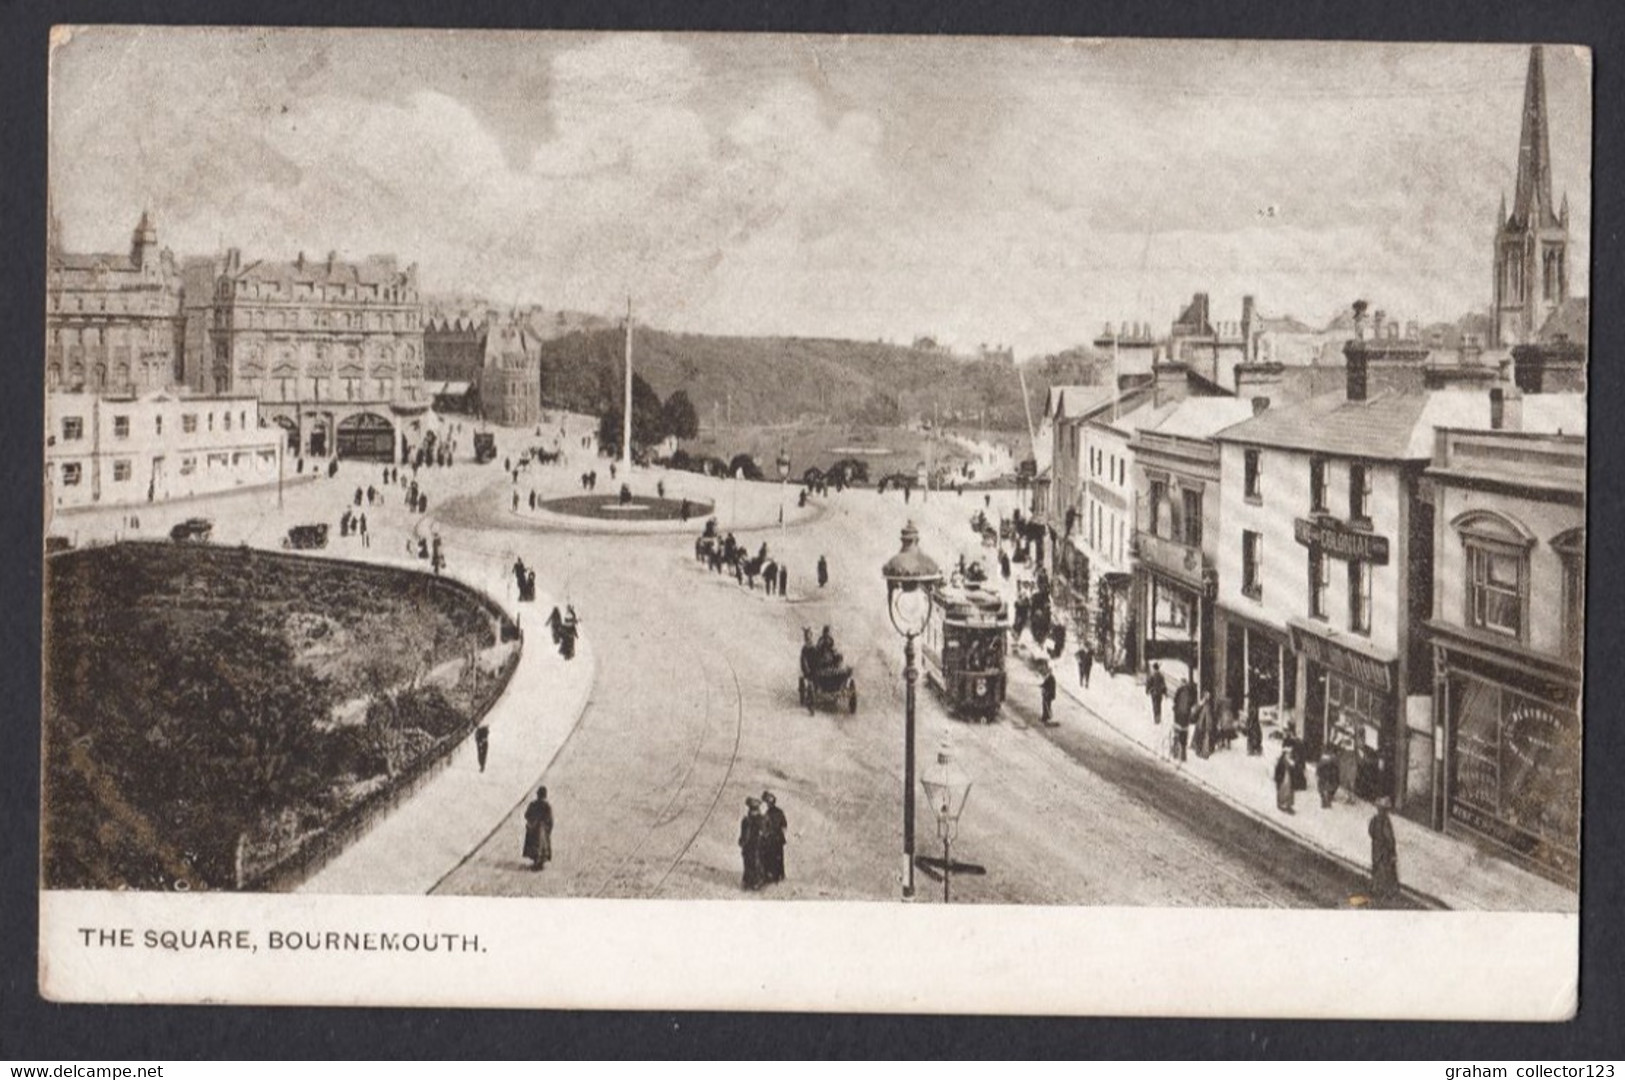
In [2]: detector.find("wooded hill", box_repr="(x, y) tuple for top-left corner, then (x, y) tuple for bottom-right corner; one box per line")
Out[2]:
(533, 326), (1110, 432)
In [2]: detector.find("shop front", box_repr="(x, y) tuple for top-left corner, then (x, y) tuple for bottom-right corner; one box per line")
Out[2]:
(1431, 629), (1580, 885)
(1217, 607), (1297, 730)
(1288, 618), (1400, 803)
(1135, 542), (1213, 690)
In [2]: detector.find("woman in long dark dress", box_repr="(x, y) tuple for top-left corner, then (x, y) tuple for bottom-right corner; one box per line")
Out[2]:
(523, 786), (554, 870)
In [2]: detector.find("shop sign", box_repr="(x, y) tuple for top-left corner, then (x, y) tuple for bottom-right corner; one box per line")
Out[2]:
(1290, 625), (1394, 692)
(1293, 517), (1389, 565)
(1448, 800), (1579, 880)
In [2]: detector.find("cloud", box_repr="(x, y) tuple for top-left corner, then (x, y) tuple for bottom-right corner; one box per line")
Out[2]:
(48, 31), (1591, 355)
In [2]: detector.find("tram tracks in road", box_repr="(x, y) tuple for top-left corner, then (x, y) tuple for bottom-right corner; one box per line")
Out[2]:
(988, 696), (1291, 908)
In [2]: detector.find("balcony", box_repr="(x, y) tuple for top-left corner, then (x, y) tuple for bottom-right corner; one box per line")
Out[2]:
(1133, 529), (1208, 588)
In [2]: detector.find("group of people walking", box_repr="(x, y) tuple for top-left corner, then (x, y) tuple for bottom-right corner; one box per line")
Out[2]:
(738, 791), (788, 891)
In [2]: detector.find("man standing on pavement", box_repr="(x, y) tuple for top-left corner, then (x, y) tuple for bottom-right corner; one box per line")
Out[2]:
(1369, 798), (1399, 905)
(1040, 663), (1058, 726)
(523, 786), (553, 870)
(761, 791), (788, 884)
(739, 797), (765, 891)
(1146, 663), (1167, 724)
(474, 724), (489, 773)
(817, 555), (829, 588)
(778, 563), (788, 598)
(1075, 642), (1093, 689)
(1171, 688), (1193, 762)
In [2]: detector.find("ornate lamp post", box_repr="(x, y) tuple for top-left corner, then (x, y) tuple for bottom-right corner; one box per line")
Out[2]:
(881, 520), (943, 899)
(777, 447), (791, 530)
(921, 747), (973, 903)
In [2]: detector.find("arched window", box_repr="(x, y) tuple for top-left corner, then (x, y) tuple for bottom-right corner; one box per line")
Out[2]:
(1453, 510), (1535, 640)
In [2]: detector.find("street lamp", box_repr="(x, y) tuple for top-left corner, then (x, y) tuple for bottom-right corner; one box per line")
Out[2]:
(921, 747), (973, 903)
(881, 520), (943, 900)
(776, 447), (791, 530)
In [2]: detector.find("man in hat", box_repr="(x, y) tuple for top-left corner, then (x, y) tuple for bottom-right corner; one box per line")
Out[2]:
(739, 797), (766, 891)
(761, 791), (788, 884)
(1040, 663), (1058, 726)
(1075, 642), (1094, 689)
(523, 786), (553, 870)
(1369, 798), (1399, 905)
(1146, 663), (1167, 725)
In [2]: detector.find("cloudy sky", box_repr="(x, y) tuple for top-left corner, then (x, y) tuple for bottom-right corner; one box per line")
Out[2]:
(49, 29), (1591, 355)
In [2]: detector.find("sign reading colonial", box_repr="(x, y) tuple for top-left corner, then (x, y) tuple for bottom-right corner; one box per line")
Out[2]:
(1293, 516), (1390, 565)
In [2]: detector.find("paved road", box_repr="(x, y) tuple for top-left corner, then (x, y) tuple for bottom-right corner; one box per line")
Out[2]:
(431, 473), (1404, 908)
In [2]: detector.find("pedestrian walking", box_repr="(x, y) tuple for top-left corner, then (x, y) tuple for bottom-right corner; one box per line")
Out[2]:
(817, 555), (829, 588)
(1316, 749), (1341, 808)
(739, 797), (766, 891)
(1146, 663), (1167, 724)
(475, 724), (490, 773)
(1075, 643), (1093, 688)
(359, 513), (369, 547)
(1040, 664), (1058, 726)
(1194, 691), (1214, 759)
(1245, 699), (1264, 756)
(761, 791), (788, 884)
(1369, 798), (1400, 905)
(1274, 745), (1296, 814)
(523, 786), (553, 870)
(778, 564), (788, 597)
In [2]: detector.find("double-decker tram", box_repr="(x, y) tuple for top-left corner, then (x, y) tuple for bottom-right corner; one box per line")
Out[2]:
(922, 576), (1011, 721)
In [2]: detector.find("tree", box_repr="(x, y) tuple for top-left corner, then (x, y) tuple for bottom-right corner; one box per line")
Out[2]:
(728, 453), (764, 481)
(598, 373), (667, 457)
(663, 389), (700, 440)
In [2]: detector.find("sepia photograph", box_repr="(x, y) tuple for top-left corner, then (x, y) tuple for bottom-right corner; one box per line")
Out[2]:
(36, 27), (1588, 1016)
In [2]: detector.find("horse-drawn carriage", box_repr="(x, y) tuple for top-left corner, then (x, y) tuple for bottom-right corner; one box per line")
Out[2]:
(799, 662), (857, 715)
(282, 523), (329, 550)
(799, 630), (857, 714)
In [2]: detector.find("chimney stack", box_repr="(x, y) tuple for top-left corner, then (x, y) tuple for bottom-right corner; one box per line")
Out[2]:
(1251, 395), (1271, 416)
(1490, 384), (1524, 431)
(1343, 341), (1370, 402)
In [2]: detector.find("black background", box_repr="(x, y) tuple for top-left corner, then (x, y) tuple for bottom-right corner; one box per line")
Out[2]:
(3, 0), (1620, 1060)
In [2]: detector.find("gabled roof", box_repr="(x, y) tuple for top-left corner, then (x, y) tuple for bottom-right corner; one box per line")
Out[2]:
(231, 254), (410, 288)
(1047, 384), (1117, 421)
(1093, 396), (1181, 438)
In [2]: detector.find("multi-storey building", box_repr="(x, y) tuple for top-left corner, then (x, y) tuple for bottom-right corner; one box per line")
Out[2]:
(1424, 389), (1585, 885)
(1128, 396), (1259, 691)
(208, 248), (427, 462)
(46, 211), (186, 396)
(45, 391), (281, 512)
(479, 316), (542, 427)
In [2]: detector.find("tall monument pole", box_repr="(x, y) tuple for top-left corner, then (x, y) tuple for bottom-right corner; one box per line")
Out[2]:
(622, 295), (633, 474)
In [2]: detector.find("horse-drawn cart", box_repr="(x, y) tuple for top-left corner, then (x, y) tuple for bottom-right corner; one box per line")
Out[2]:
(799, 663), (857, 715)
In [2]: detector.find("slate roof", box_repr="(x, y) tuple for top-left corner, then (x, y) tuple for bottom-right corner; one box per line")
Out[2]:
(1047, 384), (1115, 421)
(231, 254), (410, 288)
(1217, 387), (1586, 459)
(1148, 397), (1261, 440)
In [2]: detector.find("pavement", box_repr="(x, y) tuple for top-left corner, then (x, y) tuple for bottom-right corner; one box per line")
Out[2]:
(1016, 634), (1579, 912)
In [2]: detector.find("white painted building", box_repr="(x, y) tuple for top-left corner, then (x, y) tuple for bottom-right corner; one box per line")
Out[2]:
(46, 391), (283, 512)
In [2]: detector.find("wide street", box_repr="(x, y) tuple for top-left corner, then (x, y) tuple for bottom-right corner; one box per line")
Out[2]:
(420, 427), (1390, 908)
(49, 415), (1399, 907)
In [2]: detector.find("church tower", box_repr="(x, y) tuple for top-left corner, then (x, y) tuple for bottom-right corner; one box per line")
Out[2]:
(1491, 46), (1570, 348)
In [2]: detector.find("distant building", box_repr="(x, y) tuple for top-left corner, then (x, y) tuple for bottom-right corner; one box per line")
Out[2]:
(208, 248), (428, 461)
(424, 314), (488, 386)
(46, 211), (185, 396)
(1490, 47), (1573, 349)
(45, 390), (281, 512)
(479, 315), (542, 427)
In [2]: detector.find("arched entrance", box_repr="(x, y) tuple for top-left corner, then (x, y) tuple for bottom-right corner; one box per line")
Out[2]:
(337, 412), (395, 462)
(272, 416), (299, 454)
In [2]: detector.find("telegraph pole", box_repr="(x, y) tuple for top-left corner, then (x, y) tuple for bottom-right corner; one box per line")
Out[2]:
(621, 296), (634, 475)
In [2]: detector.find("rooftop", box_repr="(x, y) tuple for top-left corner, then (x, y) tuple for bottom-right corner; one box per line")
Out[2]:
(1217, 387), (1586, 458)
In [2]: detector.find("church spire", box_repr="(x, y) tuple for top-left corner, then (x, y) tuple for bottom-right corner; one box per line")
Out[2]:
(1511, 45), (1557, 229)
